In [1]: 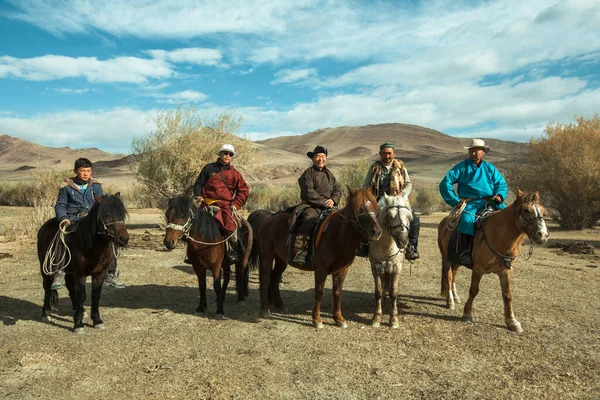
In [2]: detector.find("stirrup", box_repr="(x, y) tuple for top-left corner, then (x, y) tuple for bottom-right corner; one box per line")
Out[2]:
(293, 250), (307, 265)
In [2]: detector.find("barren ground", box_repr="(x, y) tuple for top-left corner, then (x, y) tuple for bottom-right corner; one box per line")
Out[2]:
(0, 208), (599, 399)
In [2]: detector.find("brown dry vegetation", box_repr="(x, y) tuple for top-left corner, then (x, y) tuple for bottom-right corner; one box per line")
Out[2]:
(1, 208), (599, 399)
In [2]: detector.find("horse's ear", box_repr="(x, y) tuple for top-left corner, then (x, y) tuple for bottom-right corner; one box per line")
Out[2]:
(516, 188), (525, 198)
(347, 185), (356, 196)
(114, 192), (121, 199)
(94, 194), (103, 203)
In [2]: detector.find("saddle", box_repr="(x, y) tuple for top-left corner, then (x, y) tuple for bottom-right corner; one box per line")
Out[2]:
(446, 202), (498, 268)
(287, 207), (335, 266)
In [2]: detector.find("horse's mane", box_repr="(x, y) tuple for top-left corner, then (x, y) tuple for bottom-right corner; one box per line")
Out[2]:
(166, 195), (192, 221)
(165, 195), (221, 241)
(513, 191), (545, 215)
(75, 194), (127, 250)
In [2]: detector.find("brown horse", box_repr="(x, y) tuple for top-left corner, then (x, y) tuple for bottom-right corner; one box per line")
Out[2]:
(37, 194), (129, 333)
(164, 196), (253, 318)
(247, 209), (275, 271)
(258, 187), (382, 328)
(438, 189), (549, 332)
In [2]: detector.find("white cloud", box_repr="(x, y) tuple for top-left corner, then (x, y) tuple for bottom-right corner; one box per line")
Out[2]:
(146, 47), (224, 66)
(271, 68), (318, 85)
(153, 90), (208, 104)
(49, 88), (91, 94)
(0, 54), (173, 83)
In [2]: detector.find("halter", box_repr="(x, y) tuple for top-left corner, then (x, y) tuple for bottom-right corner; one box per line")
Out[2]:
(99, 219), (125, 240)
(165, 209), (195, 239)
(480, 199), (545, 269)
(385, 205), (412, 233)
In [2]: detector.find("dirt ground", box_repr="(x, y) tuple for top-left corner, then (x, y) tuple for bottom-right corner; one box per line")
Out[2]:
(0, 208), (599, 399)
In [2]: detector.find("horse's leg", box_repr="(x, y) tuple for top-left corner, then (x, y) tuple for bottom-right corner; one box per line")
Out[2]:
(234, 260), (246, 304)
(331, 268), (349, 328)
(312, 268), (328, 329)
(72, 275), (87, 334)
(452, 265), (461, 304)
(462, 270), (483, 323)
(443, 260), (455, 310)
(213, 266), (225, 320)
(499, 269), (522, 333)
(195, 267), (207, 314)
(371, 269), (383, 328)
(258, 252), (272, 319)
(269, 256), (287, 311)
(90, 273), (106, 329)
(41, 275), (54, 321)
(389, 270), (401, 329)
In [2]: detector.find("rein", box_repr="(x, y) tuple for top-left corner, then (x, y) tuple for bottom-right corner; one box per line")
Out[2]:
(165, 207), (239, 246)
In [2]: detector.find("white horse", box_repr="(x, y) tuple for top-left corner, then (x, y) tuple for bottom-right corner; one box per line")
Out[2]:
(369, 193), (413, 328)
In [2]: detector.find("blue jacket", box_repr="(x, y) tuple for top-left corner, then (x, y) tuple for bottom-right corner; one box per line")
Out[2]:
(55, 178), (104, 222)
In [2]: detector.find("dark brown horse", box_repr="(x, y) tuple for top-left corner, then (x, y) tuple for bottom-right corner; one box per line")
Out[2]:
(258, 187), (382, 328)
(247, 209), (275, 271)
(438, 189), (549, 332)
(37, 194), (129, 333)
(164, 196), (253, 318)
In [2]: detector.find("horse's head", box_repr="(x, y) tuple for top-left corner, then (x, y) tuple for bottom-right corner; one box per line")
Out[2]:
(95, 193), (129, 247)
(346, 187), (382, 242)
(514, 189), (549, 244)
(380, 193), (412, 248)
(164, 195), (194, 250)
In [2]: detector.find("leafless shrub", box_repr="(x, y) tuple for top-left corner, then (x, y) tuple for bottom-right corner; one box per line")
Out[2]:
(506, 115), (600, 229)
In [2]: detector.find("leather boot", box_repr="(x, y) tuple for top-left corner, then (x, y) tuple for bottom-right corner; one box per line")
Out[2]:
(356, 243), (369, 257)
(459, 233), (474, 268)
(292, 234), (309, 265)
(405, 212), (420, 260)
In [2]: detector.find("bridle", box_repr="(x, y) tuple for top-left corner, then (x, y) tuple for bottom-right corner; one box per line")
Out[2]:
(517, 200), (545, 232)
(385, 205), (412, 234)
(99, 219), (125, 240)
(165, 209), (195, 241)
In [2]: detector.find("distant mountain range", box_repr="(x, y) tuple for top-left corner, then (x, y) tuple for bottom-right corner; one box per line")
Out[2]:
(0, 124), (529, 184)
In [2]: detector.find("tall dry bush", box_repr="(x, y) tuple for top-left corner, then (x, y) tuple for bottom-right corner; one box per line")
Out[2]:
(413, 186), (444, 215)
(506, 114), (600, 229)
(336, 158), (372, 206)
(0, 182), (31, 206)
(131, 106), (257, 209)
(6, 170), (70, 240)
(245, 183), (299, 212)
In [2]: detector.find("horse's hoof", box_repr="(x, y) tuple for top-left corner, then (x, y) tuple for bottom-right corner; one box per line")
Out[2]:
(73, 327), (84, 334)
(336, 321), (348, 329)
(390, 320), (400, 329)
(260, 309), (271, 319)
(83, 311), (88, 319)
(371, 320), (381, 328)
(215, 314), (225, 320)
(278, 283), (284, 289)
(462, 314), (473, 323)
(507, 319), (523, 333)
(313, 321), (324, 329)
(446, 303), (455, 310)
(93, 323), (105, 330)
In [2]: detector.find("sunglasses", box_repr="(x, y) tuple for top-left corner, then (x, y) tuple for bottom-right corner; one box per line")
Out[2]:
(221, 151), (234, 157)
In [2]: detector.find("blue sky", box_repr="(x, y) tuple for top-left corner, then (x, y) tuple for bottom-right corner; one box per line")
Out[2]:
(0, 0), (598, 154)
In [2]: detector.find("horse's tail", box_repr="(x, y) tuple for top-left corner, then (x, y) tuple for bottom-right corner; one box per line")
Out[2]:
(438, 216), (450, 296)
(240, 219), (253, 271)
(249, 235), (259, 271)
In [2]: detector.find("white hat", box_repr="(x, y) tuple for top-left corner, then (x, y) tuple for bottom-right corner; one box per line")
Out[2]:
(215, 144), (238, 158)
(464, 139), (490, 153)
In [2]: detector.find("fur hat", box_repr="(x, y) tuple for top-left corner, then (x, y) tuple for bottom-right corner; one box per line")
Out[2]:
(307, 145), (328, 158)
(215, 144), (238, 158)
(464, 139), (490, 154)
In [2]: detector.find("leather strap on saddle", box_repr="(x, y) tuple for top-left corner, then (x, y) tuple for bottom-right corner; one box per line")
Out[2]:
(315, 212), (335, 248)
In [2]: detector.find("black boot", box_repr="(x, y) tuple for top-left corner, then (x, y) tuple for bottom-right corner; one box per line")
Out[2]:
(356, 243), (369, 257)
(225, 242), (238, 264)
(405, 212), (420, 261)
(459, 233), (474, 268)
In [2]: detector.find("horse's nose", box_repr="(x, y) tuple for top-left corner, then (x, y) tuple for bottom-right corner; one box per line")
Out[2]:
(370, 227), (382, 241)
(164, 238), (176, 250)
(118, 234), (129, 246)
(537, 230), (549, 244)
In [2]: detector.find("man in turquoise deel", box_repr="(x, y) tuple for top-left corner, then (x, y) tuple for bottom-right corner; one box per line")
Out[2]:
(439, 139), (508, 267)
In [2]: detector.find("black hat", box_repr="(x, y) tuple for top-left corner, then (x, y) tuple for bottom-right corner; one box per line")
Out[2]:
(307, 145), (328, 158)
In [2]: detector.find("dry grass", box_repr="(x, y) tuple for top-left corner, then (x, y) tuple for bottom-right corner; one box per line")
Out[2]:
(0, 211), (599, 399)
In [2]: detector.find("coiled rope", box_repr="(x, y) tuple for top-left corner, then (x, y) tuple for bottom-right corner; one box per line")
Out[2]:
(42, 220), (77, 276)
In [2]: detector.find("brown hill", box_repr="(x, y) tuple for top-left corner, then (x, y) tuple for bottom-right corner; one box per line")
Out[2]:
(258, 123), (529, 181)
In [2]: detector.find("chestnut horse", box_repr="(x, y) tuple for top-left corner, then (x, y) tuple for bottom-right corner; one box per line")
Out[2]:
(368, 194), (413, 328)
(258, 187), (382, 328)
(438, 189), (549, 332)
(37, 194), (129, 333)
(164, 196), (253, 318)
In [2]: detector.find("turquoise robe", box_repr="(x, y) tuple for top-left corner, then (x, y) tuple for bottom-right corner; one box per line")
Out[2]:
(439, 159), (508, 235)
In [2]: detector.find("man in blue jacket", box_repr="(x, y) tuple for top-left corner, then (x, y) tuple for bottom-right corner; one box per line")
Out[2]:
(52, 158), (125, 290)
(439, 139), (508, 267)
